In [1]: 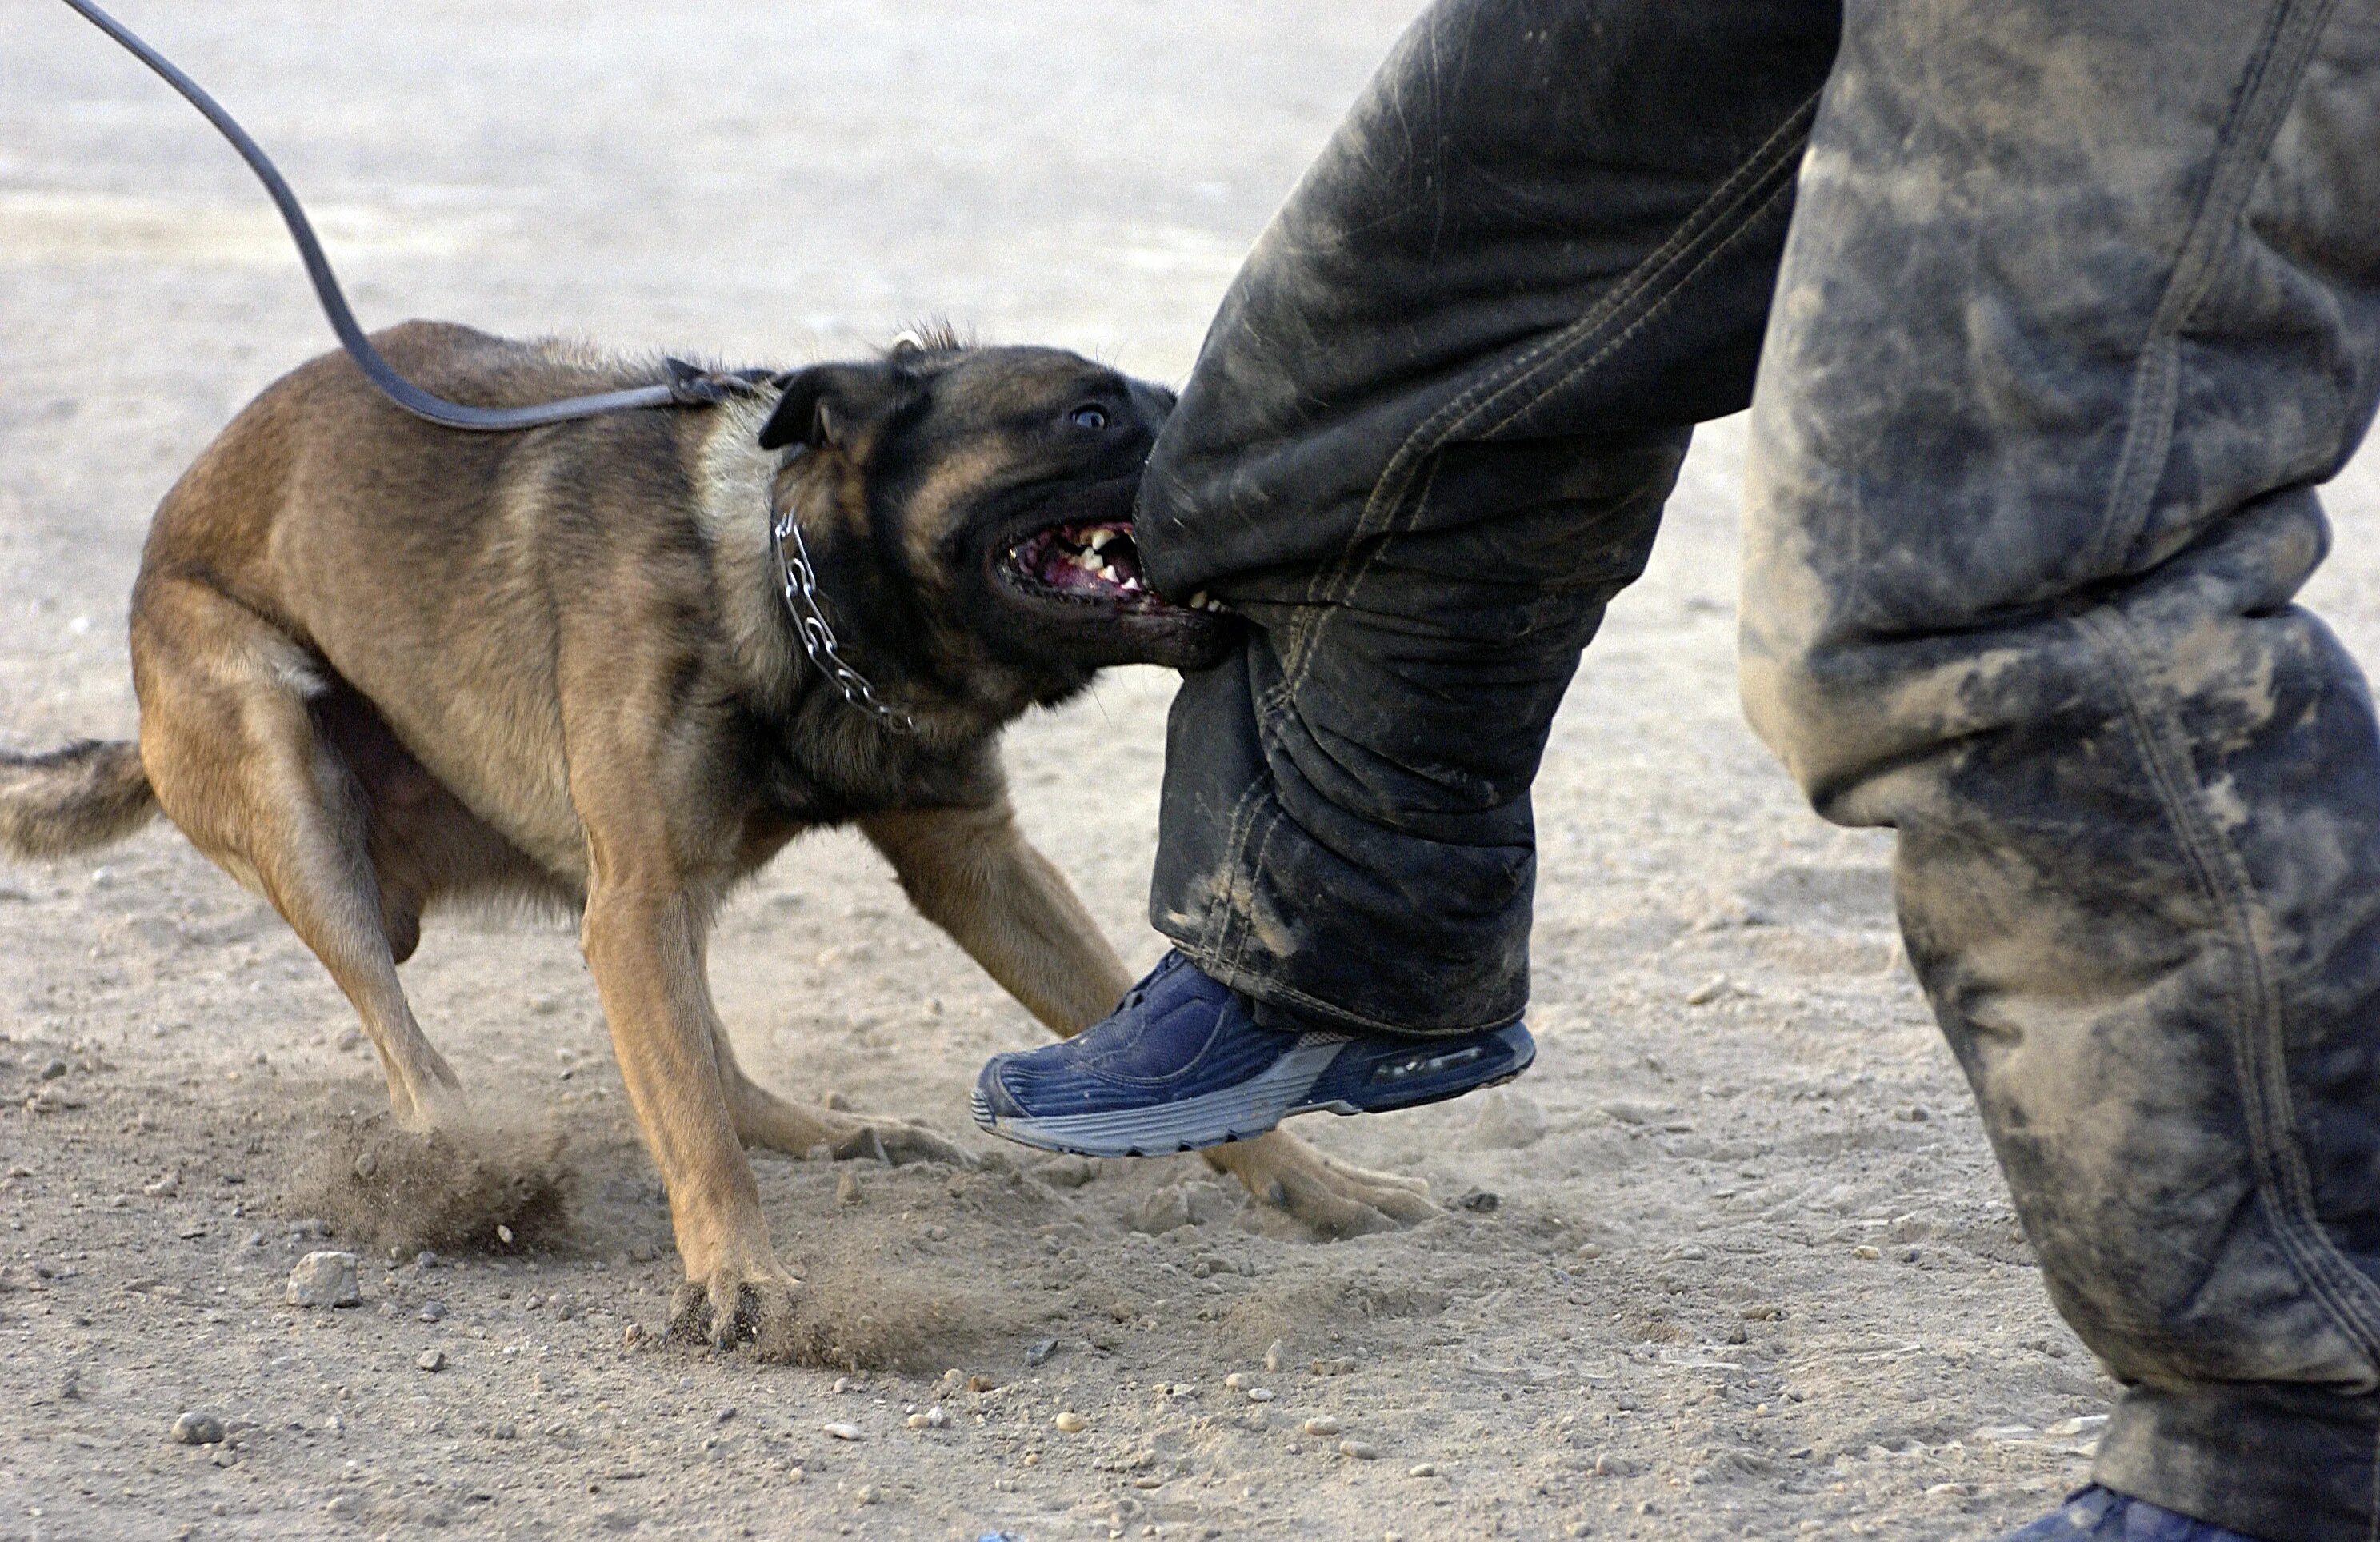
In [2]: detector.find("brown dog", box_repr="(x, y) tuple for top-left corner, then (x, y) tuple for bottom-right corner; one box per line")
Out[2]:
(0, 321), (1433, 1352)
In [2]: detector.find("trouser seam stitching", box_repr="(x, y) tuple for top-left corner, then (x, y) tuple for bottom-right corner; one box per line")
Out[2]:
(2089, 0), (2338, 575)
(2083, 607), (2380, 1372)
(1220, 801), (1286, 981)
(1195, 774), (1270, 968)
(1461, 173), (1801, 447)
(1266, 166), (1794, 853)
(1276, 88), (1822, 693)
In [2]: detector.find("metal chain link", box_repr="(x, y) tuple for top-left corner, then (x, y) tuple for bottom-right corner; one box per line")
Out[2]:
(770, 487), (916, 733)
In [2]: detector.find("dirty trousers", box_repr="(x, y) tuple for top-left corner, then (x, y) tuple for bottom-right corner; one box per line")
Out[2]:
(1135, 0), (2380, 1534)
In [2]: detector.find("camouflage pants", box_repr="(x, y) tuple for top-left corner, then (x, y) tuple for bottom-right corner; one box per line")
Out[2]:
(1138, 0), (2380, 1533)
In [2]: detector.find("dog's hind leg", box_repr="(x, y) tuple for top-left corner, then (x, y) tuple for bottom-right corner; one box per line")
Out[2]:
(709, 1029), (975, 1168)
(862, 802), (1435, 1236)
(130, 575), (464, 1129)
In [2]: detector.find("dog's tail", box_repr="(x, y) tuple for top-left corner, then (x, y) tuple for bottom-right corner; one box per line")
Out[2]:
(0, 740), (158, 858)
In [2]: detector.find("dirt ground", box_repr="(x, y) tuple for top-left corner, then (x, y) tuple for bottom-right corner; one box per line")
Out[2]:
(8, 5), (2380, 1540)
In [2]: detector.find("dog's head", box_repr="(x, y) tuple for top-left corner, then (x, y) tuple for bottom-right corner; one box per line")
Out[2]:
(757, 334), (1234, 721)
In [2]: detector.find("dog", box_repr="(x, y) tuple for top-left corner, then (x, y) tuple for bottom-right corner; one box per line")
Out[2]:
(0, 320), (1434, 1354)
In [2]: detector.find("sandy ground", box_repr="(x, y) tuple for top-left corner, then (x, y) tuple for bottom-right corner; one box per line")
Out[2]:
(7, 5), (2380, 1540)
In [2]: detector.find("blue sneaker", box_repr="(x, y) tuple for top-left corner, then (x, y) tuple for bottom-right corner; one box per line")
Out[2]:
(1994, 1486), (2272, 1542)
(970, 951), (1535, 1156)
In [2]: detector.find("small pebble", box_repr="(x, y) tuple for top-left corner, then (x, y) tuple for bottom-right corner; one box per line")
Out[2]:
(352, 1151), (378, 1181)
(415, 1349), (446, 1372)
(170, 1411), (224, 1446)
(1263, 1340), (1288, 1372)
(1853, 1244), (1882, 1260)
(325, 1493), (363, 1521)
(837, 1170), (864, 1206)
(1302, 1416), (1342, 1437)
(822, 1423), (865, 1441)
(1246, 1388), (1276, 1404)
(142, 1172), (179, 1197)
(494, 1224), (514, 1246)
(1224, 1372), (1249, 1391)
(853, 1485), (878, 1506)
(1054, 1411), (1088, 1433)
(1407, 1463), (1438, 1478)
(1338, 1440), (1380, 1460)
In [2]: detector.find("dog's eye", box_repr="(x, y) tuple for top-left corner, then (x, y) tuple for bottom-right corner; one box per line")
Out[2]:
(1067, 405), (1110, 431)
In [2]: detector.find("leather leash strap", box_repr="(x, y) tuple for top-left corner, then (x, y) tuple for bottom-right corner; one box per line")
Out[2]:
(58, 0), (747, 430)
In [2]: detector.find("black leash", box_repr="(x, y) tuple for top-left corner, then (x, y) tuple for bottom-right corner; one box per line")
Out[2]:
(56, 0), (919, 731)
(58, 0), (750, 429)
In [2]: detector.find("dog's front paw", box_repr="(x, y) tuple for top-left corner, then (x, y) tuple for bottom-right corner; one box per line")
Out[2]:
(668, 1255), (804, 1361)
(1205, 1129), (1437, 1240)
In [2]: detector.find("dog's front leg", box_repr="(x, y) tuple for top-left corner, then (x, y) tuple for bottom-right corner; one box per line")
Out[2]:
(581, 873), (800, 1357)
(862, 801), (1134, 1032)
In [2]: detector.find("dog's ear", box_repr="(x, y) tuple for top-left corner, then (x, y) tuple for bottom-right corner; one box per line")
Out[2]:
(758, 362), (920, 455)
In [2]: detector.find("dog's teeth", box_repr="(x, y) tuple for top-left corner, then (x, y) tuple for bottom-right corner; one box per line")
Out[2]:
(1086, 529), (1114, 553)
(1074, 549), (1103, 572)
(1122, 577), (1143, 593)
(1188, 591), (1210, 609)
(1098, 564), (1121, 583)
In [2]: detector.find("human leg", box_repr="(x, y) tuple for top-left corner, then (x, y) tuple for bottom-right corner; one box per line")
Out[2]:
(974, 0), (1843, 1155)
(1138, 0), (1844, 1038)
(1742, 0), (2380, 1533)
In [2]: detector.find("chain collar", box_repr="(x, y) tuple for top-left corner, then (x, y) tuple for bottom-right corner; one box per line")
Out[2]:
(768, 460), (916, 734)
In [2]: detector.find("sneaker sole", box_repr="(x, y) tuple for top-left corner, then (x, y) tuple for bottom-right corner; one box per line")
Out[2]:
(971, 1025), (1534, 1158)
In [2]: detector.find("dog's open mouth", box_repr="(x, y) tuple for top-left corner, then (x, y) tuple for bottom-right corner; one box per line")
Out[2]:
(1006, 522), (1227, 613)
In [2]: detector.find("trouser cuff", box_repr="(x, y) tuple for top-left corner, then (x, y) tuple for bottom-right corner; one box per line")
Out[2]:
(1160, 933), (1511, 1041)
(2094, 1380), (2378, 1542)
